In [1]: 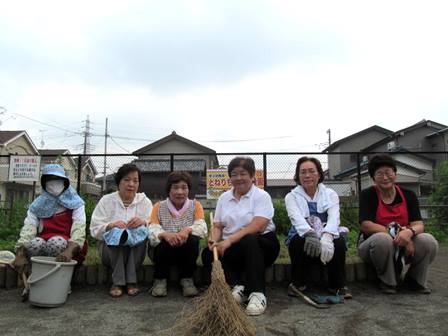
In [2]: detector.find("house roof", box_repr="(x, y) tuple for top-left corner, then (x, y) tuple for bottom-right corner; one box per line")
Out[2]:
(39, 149), (70, 156)
(0, 130), (39, 154)
(39, 148), (77, 169)
(322, 125), (393, 152)
(133, 159), (206, 172)
(361, 119), (447, 152)
(74, 156), (98, 175)
(426, 127), (448, 138)
(334, 157), (429, 179)
(0, 130), (25, 144)
(133, 131), (216, 155)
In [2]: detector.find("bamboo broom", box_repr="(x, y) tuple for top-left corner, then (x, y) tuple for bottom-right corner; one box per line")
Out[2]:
(166, 212), (256, 336)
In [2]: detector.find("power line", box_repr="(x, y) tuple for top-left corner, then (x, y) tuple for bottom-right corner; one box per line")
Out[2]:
(13, 112), (82, 135)
(199, 135), (293, 143)
(109, 136), (131, 153)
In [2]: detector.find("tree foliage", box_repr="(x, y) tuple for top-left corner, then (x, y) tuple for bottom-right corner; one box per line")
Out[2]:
(428, 160), (448, 232)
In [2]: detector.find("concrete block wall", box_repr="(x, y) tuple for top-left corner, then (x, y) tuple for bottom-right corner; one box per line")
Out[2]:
(0, 257), (377, 289)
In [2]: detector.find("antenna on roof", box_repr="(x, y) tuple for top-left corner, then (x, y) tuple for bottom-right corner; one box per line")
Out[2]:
(39, 129), (46, 148)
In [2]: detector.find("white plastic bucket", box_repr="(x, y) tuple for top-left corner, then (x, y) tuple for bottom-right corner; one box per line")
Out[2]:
(28, 256), (77, 307)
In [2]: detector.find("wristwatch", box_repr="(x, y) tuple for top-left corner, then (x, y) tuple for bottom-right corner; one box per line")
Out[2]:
(408, 227), (417, 238)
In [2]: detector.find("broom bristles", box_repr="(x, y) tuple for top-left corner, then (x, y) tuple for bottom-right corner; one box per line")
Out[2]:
(164, 259), (256, 336)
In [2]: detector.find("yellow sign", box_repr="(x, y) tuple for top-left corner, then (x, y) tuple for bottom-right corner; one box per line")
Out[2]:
(206, 169), (264, 199)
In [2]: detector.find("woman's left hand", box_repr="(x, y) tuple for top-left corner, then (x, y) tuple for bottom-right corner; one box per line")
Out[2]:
(177, 228), (190, 245)
(215, 239), (232, 256)
(127, 217), (146, 229)
(405, 240), (415, 257)
(394, 228), (413, 247)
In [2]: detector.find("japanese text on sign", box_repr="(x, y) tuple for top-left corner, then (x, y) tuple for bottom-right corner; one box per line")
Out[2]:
(8, 156), (41, 182)
(206, 169), (264, 199)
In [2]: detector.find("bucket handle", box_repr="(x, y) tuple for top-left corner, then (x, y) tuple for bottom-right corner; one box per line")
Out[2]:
(27, 264), (62, 285)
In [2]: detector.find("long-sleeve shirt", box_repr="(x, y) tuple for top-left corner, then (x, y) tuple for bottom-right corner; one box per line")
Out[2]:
(90, 191), (153, 240)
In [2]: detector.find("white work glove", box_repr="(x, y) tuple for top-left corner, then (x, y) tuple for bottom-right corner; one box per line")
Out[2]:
(320, 233), (334, 264)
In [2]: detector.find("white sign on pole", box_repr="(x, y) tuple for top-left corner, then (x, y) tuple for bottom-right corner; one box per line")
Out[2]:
(8, 156), (41, 182)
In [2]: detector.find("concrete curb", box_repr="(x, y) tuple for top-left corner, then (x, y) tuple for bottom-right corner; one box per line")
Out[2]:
(0, 257), (376, 289)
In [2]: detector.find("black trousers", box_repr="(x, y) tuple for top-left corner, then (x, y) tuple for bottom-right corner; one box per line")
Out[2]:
(152, 235), (200, 279)
(288, 234), (346, 289)
(201, 232), (280, 294)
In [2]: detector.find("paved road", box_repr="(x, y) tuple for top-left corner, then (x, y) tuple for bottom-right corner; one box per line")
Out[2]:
(1, 246), (447, 336)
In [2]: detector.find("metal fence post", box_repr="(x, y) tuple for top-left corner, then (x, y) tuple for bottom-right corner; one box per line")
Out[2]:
(356, 153), (362, 204)
(263, 153), (267, 188)
(77, 155), (82, 194)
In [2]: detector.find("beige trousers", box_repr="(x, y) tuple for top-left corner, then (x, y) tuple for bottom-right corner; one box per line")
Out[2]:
(358, 232), (438, 287)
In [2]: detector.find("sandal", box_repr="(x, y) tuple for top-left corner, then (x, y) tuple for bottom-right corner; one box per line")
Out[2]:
(127, 284), (140, 296)
(109, 286), (123, 298)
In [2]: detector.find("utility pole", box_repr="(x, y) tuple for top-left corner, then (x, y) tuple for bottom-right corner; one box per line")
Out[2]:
(39, 130), (46, 148)
(326, 128), (331, 178)
(83, 115), (92, 154)
(102, 118), (108, 193)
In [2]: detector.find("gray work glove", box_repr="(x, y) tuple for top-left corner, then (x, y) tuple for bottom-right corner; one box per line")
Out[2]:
(303, 231), (321, 258)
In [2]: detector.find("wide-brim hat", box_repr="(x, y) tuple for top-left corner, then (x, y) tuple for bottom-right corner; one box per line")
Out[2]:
(41, 164), (70, 191)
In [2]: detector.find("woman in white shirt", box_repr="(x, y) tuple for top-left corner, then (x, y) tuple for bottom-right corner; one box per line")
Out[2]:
(202, 157), (280, 316)
(90, 163), (152, 298)
(285, 156), (351, 300)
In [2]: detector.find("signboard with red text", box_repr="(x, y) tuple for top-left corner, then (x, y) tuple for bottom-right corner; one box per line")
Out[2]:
(8, 156), (41, 182)
(206, 169), (264, 199)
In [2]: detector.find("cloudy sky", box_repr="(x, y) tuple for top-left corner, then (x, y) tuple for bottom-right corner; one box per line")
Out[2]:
(1, 0), (447, 154)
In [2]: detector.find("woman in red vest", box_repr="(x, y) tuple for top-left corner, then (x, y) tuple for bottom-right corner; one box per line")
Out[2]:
(12, 164), (87, 275)
(358, 154), (438, 294)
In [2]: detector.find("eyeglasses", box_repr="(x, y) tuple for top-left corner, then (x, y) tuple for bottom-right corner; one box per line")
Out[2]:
(299, 169), (318, 176)
(374, 169), (395, 178)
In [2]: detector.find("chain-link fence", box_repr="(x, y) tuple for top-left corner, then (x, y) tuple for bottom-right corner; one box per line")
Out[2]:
(0, 151), (447, 229)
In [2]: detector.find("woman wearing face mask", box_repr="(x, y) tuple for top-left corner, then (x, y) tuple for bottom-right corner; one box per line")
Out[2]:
(90, 163), (153, 298)
(12, 164), (87, 276)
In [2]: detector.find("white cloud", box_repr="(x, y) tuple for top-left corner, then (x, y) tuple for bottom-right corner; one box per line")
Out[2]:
(0, 0), (447, 155)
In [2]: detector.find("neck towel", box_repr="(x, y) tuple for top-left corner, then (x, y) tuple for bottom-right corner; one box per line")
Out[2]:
(29, 186), (84, 218)
(166, 198), (192, 219)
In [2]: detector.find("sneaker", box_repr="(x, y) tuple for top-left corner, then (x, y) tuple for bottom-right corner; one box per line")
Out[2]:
(246, 292), (267, 316)
(379, 281), (397, 294)
(231, 285), (247, 304)
(151, 279), (167, 297)
(328, 286), (353, 299)
(180, 278), (199, 297)
(403, 276), (431, 294)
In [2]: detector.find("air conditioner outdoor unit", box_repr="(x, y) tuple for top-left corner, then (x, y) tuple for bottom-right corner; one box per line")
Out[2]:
(387, 141), (396, 151)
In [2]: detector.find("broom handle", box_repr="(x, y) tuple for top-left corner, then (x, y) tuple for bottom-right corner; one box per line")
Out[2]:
(210, 212), (219, 261)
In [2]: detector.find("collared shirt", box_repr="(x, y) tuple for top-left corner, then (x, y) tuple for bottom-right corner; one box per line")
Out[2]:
(215, 184), (276, 240)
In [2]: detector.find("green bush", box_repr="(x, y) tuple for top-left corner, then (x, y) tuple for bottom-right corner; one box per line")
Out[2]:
(0, 199), (29, 250)
(339, 196), (359, 231)
(428, 161), (448, 233)
(273, 200), (290, 236)
(81, 193), (98, 247)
